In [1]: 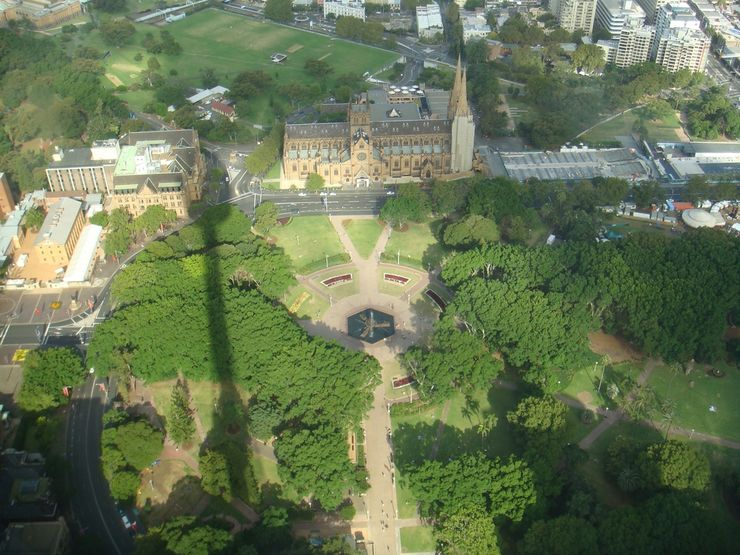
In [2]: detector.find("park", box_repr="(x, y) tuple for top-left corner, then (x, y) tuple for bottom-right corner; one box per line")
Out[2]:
(63, 9), (398, 125)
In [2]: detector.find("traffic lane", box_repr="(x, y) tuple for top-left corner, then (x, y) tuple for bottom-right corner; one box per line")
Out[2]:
(69, 377), (133, 554)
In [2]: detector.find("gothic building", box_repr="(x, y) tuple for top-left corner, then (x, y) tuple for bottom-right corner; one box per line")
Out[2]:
(281, 58), (475, 188)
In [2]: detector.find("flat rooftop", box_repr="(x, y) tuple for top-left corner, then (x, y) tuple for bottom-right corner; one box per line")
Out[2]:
(498, 148), (650, 181)
(48, 147), (115, 169)
(33, 197), (82, 247)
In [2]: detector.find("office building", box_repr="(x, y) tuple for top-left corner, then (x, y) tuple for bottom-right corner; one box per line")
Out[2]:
(323, 0), (366, 21)
(651, 2), (701, 57)
(615, 24), (655, 67)
(654, 27), (709, 71)
(634, 0), (669, 23)
(596, 39), (619, 63)
(461, 10), (492, 43)
(33, 197), (85, 266)
(0, 0), (81, 29)
(46, 139), (119, 195)
(416, 3), (444, 39)
(107, 130), (205, 218)
(594, 0), (646, 38)
(551, 0), (598, 34)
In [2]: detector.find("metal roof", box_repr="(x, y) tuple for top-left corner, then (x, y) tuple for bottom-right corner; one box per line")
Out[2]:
(34, 197), (82, 247)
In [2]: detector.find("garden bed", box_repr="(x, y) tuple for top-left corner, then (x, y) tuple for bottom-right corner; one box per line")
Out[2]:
(322, 274), (353, 287)
(425, 289), (446, 311)
(392, 375), (416, 389)
(384, 273), (410, 285)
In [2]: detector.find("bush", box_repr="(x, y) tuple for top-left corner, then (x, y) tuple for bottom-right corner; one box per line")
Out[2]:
(337, 503), (356, 521)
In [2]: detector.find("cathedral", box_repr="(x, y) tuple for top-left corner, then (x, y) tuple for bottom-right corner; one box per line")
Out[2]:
(281, 58), (476, 188)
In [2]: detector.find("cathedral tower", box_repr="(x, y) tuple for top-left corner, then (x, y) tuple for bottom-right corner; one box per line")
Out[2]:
(450, 65), (475, 173)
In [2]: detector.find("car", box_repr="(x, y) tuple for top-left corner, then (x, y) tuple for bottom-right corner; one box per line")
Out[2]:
(386, 190), (395, 195)
(119, 511), (137, 536)
(225, 176), (230, 182)
(329, 192), (337, 196)
(308, 531), (323, 547)
(298, 192), (307, 197)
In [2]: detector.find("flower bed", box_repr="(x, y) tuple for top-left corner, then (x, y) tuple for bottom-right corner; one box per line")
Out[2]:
(425, 289), (446, 311)
(392, 375), (416, 389)
(322, 274), (353, 287)
(384, 273), (410, 285)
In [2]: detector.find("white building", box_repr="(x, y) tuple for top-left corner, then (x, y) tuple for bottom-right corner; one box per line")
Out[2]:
(654, 27), (710, 71)
(551, 0), (598, 34)
(595, 0), (646, 38)
(634, 0), (669, 23)
(417, 3), (444, 39)
(596, 38), (619, 63)
(615, 23), (655, 67)
(651, 2), (701, 58)
(324, 0), (366, 21)
(461, 11), (492, 43)
(186, 85), (229, 105)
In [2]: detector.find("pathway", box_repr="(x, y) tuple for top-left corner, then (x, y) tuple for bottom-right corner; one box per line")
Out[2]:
(578, 360), (656, 449)
(298, 215), (438, 555)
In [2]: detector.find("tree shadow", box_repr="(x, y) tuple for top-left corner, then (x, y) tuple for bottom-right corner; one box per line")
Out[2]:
(195, 213), (262, 515)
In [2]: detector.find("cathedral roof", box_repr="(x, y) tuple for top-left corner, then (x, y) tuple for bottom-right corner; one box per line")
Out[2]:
(285, 122), (350, 139)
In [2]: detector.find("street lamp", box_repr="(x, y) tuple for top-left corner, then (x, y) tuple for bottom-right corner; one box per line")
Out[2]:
(325, 253), (329, 269)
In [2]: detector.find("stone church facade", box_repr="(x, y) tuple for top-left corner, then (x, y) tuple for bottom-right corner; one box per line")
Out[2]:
(281, 58), (475, 188)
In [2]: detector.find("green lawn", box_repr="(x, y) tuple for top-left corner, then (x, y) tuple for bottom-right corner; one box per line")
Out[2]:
(342, 218), (384, 259)
(383, 219), (448, 270)
(560, 360), (645, 411)
(647, 361), (740, 442)
(65, 9), (397, 118)
(251, 453), (303, 506)
(269, 216), (345, 273)
(582, 110), (682, 143)
(400, 526), (436, 553)
(265, 161), (281, 180)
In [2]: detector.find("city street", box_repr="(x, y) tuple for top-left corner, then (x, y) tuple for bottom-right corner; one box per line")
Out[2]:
(231, 189), (391, 218)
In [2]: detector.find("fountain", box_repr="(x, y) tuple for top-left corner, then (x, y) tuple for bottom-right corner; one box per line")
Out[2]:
(347, 308), (395, 344)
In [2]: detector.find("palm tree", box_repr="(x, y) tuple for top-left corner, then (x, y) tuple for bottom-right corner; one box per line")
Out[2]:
(617, 466), (641, 492)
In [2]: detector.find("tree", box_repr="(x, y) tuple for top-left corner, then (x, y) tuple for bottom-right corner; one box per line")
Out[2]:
(632, 180), (664, 209)
(640, 99), (673, 121)
(153, 516), (233, 555)
(638, 440), (711, 492)
(264, 0), (293, 21)
(104, 208), (133, 257)
(100, 18), (135, 47)
(199, 449), (232, 501)
(275, 425), (361, 510)
(247, 398), (282, 441)
(253, 202), (279, 235)
(109, 470), (140, 502)
(93, 0), (126, 11)
(90, 211), (109, 228)
(17, 348), (85, 411)
(104, 419), (164, 470)
(147, 56), (160, 71)
(305, 172), (325, 192)
(409, 453), (536, 520)
(23, 206), (45, 231)
(436, 505), (500, 555)
(521, 516), (598, 555)
(571, 44), (605, 73)
(380, 184), (431, 227)
(304, 59), (333, 79)
(443, 215), (500, 247)
(432, 180), (469, 215)
(168, 380), (195, 446)
(134, 204), (177, 235)
(685, 175), (710, 205)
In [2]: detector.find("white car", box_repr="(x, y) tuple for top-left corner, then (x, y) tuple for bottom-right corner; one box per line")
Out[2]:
(298, 193), (307, 197)
(386, 190), (395, 196)
(329, 192), (337, 196)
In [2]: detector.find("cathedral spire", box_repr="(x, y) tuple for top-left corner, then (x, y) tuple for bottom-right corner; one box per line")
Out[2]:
(448, 55), (463, 118)
(455, 68), (471, 118)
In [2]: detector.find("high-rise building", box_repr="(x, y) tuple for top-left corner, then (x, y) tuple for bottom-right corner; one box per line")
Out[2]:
(651, 2), (701, 58)
(615, 24), (655, 67)
(654, 27), (710, 71)
(594, 0), (646, 38)
(552, 0), (598, 34)
(634, 0), (669, 23)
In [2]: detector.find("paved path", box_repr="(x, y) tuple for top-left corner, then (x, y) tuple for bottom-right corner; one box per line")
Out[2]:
(298, 215), (442, 554)
(578, 360), (657, 449)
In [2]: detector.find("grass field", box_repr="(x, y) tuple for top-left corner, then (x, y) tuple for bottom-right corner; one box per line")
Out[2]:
(383, 219), (448, 270)
(66, 9), (397, 119)
(270, 216), (345, 272)
(283, 284), (329, 320)
(647, 361), (740, 442)
(582, 110), (683, 143)
(560, 359), (643, 411)
(400, 526), (436, 553)
(342, 218), (384, 259)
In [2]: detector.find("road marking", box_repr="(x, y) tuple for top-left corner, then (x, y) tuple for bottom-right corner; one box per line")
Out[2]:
(83, 377), (122, 555)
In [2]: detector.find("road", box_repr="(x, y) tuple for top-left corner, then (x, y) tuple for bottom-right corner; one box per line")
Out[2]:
(67, 375), (134, 554)
(230, 189), (391, 218)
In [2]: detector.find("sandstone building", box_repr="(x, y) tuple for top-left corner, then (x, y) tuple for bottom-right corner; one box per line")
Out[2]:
(281, 58), (475, 188)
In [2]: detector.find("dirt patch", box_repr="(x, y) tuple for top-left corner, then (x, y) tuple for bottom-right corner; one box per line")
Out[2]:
(576, 391), (593, 406)
(318, 52), (331, 61)
(287, 43), (304, 53)
(105, 73), (123, 87)
(111, 62), (141, 73)
(588, 331), (640, 363)
(341, 218), (353, 228)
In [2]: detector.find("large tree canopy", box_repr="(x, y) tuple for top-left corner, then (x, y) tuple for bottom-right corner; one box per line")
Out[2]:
(18, 347), (85, 411)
